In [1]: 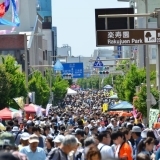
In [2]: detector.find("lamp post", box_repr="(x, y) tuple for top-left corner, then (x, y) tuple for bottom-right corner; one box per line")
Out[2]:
(22, 32), (44, 104)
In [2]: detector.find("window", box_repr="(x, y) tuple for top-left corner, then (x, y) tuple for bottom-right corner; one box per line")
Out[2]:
(43, 51), (45, 60)
(151, 48), (157, 59)
(44, 16), (52, 22)
(45, 50), (47, 60)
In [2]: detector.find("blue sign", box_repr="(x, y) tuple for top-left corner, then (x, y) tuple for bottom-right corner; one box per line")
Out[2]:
(116, 46), (122, 58)
(62, 63), (84, 78)
(93, 57), (103, 68)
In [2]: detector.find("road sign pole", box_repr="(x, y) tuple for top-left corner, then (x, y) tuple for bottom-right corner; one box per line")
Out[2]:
(145, 0), (151, 126)
(157, 9), (160, 112)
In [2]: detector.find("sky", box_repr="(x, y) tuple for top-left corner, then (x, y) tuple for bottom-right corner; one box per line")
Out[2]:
(52, 0), (129, 57)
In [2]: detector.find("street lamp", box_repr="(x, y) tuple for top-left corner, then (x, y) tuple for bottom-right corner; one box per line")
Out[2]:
(22, 33), (44, 104)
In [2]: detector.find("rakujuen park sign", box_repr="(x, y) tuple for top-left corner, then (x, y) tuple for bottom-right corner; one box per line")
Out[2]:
(96, 29), (160, 46)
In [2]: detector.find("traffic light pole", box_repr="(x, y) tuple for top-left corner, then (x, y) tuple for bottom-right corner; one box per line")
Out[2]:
(89, 58), (134, 62)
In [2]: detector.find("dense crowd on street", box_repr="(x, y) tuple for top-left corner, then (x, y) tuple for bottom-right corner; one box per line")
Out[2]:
(0, 90), (160, 160)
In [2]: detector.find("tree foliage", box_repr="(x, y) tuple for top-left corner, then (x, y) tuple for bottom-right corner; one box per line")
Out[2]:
(114, 75), (126, 100)
(116, 60), (130, 73)
(28, 71), (50, 107)
(77, 75), (101, 89)
(134, 86), (159, 117)
(52, 75), (69, 104)
(114, 64), (156, 103)
(0, 56), (27, 109)
(103, 74), (113, 86)
(42, 70), (69, 105)
(0, 65), (11, 107)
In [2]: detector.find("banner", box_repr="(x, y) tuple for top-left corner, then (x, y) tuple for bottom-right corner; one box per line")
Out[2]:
(46, 104), (52, 116)
(36, 105), (42, 117)
(13, 96), (24, 109)
(149, 109), (159, 128)
(0, 0), (20, 26)
(102, 103), (108, 113)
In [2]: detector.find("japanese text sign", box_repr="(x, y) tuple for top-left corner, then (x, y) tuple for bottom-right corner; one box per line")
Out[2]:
(96, 29), (160, 46)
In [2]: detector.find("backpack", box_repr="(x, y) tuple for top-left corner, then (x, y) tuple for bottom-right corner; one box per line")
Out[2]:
(75, 152), (82, 160)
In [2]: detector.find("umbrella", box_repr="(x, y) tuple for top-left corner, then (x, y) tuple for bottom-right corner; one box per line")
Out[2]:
(9, 107), (19, 112)
(24, 104), (45, 113)
(109, 95), (118, 99)
(0, 108), (21, 120)
(103, 85), (113, 89)
(109, 101), (133, 111)
(0, 108), (12, 120)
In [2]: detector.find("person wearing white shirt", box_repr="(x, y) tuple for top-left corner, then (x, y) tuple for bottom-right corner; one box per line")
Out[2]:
(98, 121), (107, 133)
(97, 131), (114, 160)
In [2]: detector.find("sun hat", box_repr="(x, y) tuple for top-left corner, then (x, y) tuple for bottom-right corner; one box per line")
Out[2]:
(20, 132), (30, 140)
(28, 134), (39, 143)
(131, 126), (142, 132)
(53, 135), (65, 143)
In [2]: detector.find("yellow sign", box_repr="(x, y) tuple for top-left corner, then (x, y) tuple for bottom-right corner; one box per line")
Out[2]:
(102, 103), (108, 112)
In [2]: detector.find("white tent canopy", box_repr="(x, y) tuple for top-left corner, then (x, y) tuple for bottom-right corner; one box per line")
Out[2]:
(67, 88), (77, 95)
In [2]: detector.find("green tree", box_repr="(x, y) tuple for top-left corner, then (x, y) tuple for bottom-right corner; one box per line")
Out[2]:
(1, 55), (27, 108)
(44, 70), (69, 104)
(0, 65), (11, 108)
(123, 65), (156, 102)
(77, 76), (101, 89)
(28, 71), (50, 107)
(116, 60), (130, 73)
(114, 75), (125, 100)
(103, 74), (113, 86)
(52, 75), (69, 104)
(134, 86), (159, 117)
(114, 64), (156, 103)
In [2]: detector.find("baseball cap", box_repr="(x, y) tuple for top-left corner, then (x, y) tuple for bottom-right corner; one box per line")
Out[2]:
(21, 132), (30, 140)
(141, 128), (149, 138)
(131, 126), (141, 132)
(0, 132), (15, 146)
(53, 135), (64, 143)
(12, 126), (19, 132)
(28, 134), (39, 143)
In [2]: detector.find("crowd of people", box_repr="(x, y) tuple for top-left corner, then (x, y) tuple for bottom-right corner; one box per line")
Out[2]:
(0, 90), (160, 160)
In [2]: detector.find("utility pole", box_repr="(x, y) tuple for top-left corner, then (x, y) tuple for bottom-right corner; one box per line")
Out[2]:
(157, 9), (160, 112)
(145, 0), (151, 125)
(24, 34), (29, 104)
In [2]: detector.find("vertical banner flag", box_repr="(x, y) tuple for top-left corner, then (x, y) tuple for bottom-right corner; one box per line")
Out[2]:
(46, 104), (52, 116)
(102, 103), (108, 113)
(149, 109), (159, 128)
(0, 0), (20, 26)
(36, 105), (42, 117)
(13, 97), (24, 109)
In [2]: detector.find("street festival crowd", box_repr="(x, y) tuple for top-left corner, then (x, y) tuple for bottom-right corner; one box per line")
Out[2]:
(1, 90), (160, 160)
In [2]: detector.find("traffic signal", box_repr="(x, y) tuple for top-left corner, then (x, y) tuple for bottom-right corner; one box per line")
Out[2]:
(99, 71), (109, 74)
(62, 73), (72, 79)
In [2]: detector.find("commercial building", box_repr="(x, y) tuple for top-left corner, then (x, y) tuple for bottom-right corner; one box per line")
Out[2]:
(0, 0), (57, 74)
